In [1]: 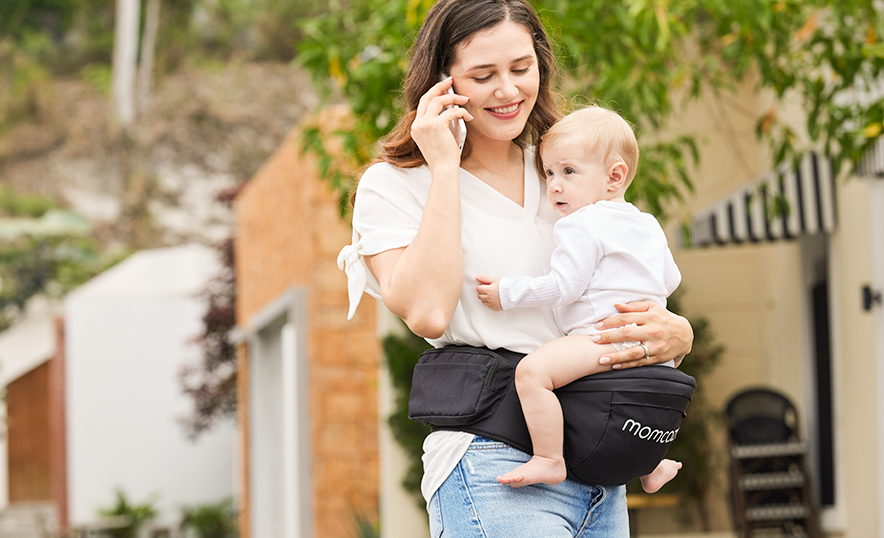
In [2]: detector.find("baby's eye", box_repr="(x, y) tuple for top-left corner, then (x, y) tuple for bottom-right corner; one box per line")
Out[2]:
(564, 167), (575, 175)
(544, 169), (554, 178)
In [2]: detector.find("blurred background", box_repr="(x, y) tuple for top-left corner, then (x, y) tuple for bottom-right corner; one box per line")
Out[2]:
(0, 0), (883, 537)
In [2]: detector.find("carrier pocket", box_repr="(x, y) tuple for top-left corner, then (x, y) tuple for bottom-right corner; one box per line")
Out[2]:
(408, 347), (514, 427)
(557, 367), (695, 486)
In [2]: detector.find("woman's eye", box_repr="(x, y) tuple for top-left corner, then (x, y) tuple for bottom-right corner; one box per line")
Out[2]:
(474, 74), (493, 83)
(513, 67), (530, 75)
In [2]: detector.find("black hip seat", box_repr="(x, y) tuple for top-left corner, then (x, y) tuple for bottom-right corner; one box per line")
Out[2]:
(409, 345), (696, 486)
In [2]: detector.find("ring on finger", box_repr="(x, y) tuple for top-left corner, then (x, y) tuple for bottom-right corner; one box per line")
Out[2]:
(639, 343), (650, 359)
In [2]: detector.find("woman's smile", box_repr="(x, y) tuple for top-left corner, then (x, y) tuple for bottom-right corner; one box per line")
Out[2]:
(486, 102), (523, 119)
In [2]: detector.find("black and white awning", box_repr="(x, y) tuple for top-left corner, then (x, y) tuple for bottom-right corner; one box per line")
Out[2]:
(857, 135), (884, 178)
(685, 151), (837, 248)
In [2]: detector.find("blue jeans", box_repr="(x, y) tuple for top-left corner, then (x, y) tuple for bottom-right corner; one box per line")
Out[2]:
(428, 437), (629, 537)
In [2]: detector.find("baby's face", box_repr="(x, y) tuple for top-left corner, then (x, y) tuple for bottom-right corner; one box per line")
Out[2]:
(542, 143), (611, 217)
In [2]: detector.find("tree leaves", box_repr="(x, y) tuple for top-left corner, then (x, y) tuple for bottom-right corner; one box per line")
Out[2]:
(298, 0), (884, 222)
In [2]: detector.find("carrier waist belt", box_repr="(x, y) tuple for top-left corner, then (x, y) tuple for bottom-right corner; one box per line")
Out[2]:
(408, 345), (696, 486)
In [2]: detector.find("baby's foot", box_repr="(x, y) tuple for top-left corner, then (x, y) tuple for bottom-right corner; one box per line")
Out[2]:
(640, 459), (682, 493)
(497, 456), (567, 488)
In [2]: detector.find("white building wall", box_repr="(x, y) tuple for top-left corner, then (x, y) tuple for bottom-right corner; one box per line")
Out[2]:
(827, 178), (877, 534)
(64, 244), (236, 527)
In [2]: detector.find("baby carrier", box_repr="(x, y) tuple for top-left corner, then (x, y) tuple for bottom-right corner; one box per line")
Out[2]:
(408, 345), (695, 486)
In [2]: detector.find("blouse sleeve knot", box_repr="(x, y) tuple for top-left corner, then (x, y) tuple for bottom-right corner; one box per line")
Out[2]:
(337, 240), (367, 320)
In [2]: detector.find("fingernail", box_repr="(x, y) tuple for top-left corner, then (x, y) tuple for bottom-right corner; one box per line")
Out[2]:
(590, 334), (600, 342)
(599, 356), (610, 365)
(612, 364), (622, 369)
(595, 322), (603, 329)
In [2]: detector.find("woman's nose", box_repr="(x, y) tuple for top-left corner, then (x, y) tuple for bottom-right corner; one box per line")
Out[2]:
(494, 74), (519, 101)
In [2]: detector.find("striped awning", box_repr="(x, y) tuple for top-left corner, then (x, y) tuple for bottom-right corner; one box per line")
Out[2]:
(857, 136), (884, 178)
(684, 151), (837, 248)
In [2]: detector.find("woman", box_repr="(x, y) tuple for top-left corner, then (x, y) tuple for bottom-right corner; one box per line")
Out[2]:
(337, 0), (693, 535)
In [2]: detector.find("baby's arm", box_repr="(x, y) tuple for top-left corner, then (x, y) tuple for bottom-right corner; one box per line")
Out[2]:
(476, 276), (502, 311)
(500, 217), (601, 310)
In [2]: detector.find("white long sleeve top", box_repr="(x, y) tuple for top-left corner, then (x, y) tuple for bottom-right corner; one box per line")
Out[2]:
(499, 201), (681, 335)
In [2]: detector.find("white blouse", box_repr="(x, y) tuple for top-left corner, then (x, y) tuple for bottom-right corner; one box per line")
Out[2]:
(337, 148), (561, 503)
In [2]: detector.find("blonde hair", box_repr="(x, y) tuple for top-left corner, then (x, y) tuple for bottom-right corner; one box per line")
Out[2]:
(539, 105), (639, 184)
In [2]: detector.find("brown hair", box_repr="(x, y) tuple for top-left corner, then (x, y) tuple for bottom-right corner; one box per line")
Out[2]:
(539, 105), (640, 185)
(378, 0), (559, 167)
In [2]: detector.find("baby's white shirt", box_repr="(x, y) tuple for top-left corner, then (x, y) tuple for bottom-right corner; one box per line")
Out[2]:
(499, 201), (681, 334)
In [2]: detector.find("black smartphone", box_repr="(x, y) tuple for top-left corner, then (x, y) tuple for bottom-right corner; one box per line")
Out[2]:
(441, 73), (466, 156)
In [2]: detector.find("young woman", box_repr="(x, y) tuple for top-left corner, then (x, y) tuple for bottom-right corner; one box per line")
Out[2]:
(337, 1), (693, 535)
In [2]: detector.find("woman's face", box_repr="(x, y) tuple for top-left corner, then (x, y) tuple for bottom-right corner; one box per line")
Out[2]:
(448, 21), (540, 147)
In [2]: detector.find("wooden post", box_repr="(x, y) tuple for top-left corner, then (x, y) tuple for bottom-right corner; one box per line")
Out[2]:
(49, 317), (69, 534)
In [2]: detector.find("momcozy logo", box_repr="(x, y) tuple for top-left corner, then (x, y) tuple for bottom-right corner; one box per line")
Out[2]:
(622, 418), (679, 444)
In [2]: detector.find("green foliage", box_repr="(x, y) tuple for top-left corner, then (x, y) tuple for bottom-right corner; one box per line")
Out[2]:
(0, 188), (125, 332)
(0, 0), (80, 41)
(298, 0), (433, 141)
(299, 125), (360, 218)
(350, 509), (380, 538)
(0, 186), (57, 218)
(179, 497), (238, 538)
(0, 234), (118, 331)
(0, 0), (326, 89)
(0, 36), (52, 129)
(381, 327), (432, 507)
(97, 489), (159, 538)
(297, 0), (434, 215)
(710, 0), (884, 177)
(298, 0), (884, 222)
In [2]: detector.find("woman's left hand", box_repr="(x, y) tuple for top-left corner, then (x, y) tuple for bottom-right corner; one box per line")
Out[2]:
(591, 301), (693, 370)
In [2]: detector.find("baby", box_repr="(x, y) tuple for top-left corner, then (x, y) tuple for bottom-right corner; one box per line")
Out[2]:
(476, 106), (683, 491)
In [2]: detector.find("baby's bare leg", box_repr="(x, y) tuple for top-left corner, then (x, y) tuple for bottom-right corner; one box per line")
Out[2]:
(640, 459), (682, 493)
(497, 335), (616, 487)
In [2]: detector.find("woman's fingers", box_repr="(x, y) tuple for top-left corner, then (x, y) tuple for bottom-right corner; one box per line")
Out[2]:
(599, 343), (657, 370)
(594, 301), (653, 331)
(415, 77), (469, 118)
(594, 301), (693, 368)
(414, 77), (450, 117)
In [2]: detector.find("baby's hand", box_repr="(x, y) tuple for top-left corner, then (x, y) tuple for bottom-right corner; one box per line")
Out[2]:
(476, 276), (502, 311)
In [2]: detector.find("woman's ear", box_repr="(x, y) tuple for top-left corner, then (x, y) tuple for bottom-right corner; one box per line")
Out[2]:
(607, 161), (628, 191)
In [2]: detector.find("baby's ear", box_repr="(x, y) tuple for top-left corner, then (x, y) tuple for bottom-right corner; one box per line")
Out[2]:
(607, 162), (628, 190)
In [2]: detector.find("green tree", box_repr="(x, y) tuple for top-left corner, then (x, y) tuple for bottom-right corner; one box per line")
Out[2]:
(298, 0), (884, 221)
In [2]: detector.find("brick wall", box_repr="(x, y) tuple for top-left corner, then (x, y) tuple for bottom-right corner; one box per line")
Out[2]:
(235, 109), (380, 538)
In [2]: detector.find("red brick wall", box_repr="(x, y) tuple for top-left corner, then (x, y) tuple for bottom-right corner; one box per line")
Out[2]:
(235, 110), (380, 538)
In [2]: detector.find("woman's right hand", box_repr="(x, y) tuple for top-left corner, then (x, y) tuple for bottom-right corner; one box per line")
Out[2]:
(361, 80), (471, 338)
(410, 77), (473, 169)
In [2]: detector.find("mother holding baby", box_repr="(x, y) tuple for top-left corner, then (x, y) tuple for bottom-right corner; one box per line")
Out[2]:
(337, 0), (693, 536)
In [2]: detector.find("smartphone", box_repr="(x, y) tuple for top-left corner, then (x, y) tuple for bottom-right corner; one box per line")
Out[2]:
(441, 73), (467, 156)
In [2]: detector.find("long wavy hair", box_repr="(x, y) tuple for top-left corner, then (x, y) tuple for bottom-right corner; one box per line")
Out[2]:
(378, 0), (559, 168)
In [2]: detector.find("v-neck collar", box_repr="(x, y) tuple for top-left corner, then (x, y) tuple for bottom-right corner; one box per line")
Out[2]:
(459, 149), (540, 219)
